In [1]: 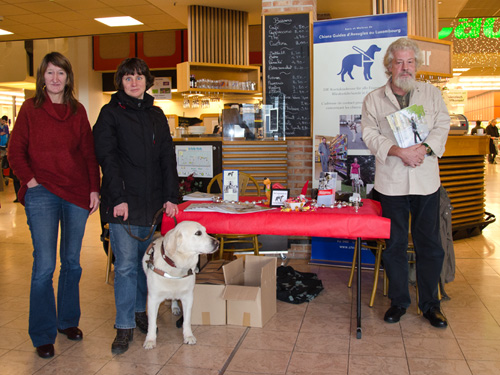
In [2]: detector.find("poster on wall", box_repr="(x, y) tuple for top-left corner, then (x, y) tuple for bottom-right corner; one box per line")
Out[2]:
(149, 77), (172, 100)
(175, 145), (213, 178)
(312, 13), (408, 189)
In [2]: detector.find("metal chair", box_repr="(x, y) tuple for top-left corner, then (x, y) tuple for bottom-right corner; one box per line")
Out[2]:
(348, 234), (441, 312)
(348, 239), (387, 307)
(207, 171), (263, 259)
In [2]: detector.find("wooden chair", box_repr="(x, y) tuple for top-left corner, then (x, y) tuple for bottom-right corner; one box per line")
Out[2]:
(103, 223), (114, 284)
(207, 172), (263, 259)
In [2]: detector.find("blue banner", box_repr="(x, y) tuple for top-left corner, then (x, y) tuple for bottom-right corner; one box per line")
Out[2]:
(313, 13), (408, 44)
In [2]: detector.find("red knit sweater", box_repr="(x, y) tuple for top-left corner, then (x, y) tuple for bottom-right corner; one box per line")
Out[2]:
(8, 96), (100, 210)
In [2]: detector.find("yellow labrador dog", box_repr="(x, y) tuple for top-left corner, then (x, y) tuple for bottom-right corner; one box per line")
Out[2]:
(142, 221), (219, 349)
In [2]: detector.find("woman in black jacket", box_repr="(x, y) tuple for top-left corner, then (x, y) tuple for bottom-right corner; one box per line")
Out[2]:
(93, 58), (179, 355)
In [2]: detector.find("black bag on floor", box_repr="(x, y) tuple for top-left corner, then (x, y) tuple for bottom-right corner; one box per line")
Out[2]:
(276, 266), (324, 304)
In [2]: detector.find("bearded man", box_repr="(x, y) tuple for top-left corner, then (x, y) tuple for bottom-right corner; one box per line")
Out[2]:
(361, 38), (450, 328)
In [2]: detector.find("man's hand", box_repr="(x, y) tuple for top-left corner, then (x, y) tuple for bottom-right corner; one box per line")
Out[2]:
(389, 144), (427, 168)
(113, 202), (129, 221)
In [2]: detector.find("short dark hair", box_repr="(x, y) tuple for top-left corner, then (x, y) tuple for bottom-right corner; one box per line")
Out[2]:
(1, 115), (8, 121)
(114, 58), (155, 91)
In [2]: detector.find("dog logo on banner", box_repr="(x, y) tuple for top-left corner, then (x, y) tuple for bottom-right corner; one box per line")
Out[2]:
(338, 44), (382, 82)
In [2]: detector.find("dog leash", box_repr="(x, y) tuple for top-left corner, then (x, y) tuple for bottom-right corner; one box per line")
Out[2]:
(118, 208), (178, 242)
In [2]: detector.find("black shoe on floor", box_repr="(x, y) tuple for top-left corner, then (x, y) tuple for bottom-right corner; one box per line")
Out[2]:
(36, 344), (54, 359)
(111, 329), (134, 355)
(58, 327), (83, 341)
(135, 312), (148, 334)
(384, 306), (406, 323)
(423, 306), (448, 328)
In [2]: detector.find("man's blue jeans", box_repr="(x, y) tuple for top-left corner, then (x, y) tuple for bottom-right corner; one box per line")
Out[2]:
(109, 223), (153, 329)
(25, 185), (89, 347)
(378, 189), (444, 313)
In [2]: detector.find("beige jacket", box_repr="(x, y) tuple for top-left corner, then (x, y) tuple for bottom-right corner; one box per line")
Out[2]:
(361, 80), (450, 196)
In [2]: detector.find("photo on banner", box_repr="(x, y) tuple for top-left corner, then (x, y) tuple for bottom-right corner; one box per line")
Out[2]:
(312, 12), (408, 187)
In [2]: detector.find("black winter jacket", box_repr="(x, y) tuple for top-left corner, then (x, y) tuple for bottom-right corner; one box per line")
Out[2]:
(93, 90), (179, 226)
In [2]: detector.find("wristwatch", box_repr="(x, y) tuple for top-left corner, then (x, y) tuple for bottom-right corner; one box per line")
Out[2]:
(423, 142), (433, 155)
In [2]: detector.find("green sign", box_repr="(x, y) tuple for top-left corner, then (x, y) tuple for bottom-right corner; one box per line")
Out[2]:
(439, 18), (500, 39)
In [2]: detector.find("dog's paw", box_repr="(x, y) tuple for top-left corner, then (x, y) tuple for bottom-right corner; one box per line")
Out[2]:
(143, 339), (157, 350)
(184, 335), (197, 345)
(172, 305), (182, 316)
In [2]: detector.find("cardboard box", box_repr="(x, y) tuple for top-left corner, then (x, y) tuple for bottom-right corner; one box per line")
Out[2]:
(191, 260), (228, 326)
(222, 255), (277, 328)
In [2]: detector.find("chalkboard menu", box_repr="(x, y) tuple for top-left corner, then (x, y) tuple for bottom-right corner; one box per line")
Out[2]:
(264, 13), (311, 138)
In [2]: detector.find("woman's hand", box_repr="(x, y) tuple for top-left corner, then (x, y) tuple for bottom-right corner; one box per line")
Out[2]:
(89, 192), (100, 215)
(113, 202), (129, 221)
(163, 201), (178, 218)
(27, 178), (39, 188)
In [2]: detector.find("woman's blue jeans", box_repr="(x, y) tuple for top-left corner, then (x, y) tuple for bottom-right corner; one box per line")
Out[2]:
(25, 185), (89, 347)
(109, 223), (154, 329)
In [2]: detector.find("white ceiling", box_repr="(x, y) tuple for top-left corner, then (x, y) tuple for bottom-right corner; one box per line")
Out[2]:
(2, 0), (497, 42)
(0, 0), (498, 79)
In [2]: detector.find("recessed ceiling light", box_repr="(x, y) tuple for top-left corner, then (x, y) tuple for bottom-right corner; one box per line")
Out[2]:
(95, 16), (143, 27)
(0, 29), (13, 35)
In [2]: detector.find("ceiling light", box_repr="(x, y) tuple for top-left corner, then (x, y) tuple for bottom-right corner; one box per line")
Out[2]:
(0, 29), (13, 35)
(94, 17), (143, 27)
(452, 68), (470, 72)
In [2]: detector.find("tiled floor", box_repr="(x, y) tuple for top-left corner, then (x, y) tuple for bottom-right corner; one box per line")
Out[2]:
(1, 163), (500, 375)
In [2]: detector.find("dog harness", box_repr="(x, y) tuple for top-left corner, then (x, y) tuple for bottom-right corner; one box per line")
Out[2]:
(145, 242), (194, 279)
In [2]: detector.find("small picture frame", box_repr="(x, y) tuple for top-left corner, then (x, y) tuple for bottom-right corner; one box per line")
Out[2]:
(222, 170), (239, 201)
(270, 189), (289, 207)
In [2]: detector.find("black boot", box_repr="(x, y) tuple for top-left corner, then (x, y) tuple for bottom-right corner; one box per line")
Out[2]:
(111, 328), (134, 355)
(135, 312), (148, 334)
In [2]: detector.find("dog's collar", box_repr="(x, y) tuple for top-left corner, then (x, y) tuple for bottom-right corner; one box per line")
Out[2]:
(160, 242), (177, 268)
(145, 242), (194, 279)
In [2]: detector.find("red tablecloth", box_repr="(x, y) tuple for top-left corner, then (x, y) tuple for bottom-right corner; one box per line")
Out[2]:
(161, 198), (390, 240)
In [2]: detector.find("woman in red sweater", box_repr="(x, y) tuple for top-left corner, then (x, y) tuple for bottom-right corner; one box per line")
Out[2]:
(8, 52), (100, 359)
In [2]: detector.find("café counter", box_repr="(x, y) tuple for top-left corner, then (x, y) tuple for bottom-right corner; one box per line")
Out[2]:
(440, 135), (492, 238)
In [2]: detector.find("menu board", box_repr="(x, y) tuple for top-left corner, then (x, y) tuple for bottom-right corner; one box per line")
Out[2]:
(264, 13), (311, 138)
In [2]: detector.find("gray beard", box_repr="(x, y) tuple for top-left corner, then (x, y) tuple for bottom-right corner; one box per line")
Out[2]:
(393, 75), (417, 93)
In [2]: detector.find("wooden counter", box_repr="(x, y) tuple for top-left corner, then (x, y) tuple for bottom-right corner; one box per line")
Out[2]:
(440, 135), (492, 238)
(173, 136), (222, 142)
